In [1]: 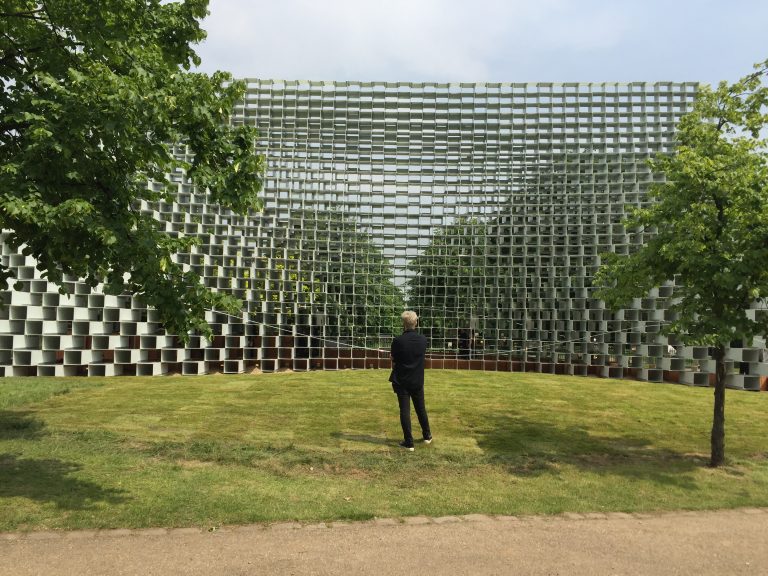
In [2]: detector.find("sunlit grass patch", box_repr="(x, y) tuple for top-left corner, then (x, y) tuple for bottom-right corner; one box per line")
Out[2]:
(1, 370), (767, 530)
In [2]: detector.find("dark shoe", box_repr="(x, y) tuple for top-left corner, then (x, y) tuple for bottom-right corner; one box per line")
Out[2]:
(398, 441), (415, 451)
(422, 436), (433, 444)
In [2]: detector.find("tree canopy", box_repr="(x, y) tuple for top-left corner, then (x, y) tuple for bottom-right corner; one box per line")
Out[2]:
(252, 211), (405, 345)
(1, 0), (264, 338)
(595, 59), (768, 466)
(407, 216), (501, 345)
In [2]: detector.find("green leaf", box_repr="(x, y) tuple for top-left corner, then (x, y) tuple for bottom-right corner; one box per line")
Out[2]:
(2, 0), (266, 338)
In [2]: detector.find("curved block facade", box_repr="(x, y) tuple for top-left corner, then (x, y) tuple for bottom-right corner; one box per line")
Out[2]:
(1, 80), (766, 389)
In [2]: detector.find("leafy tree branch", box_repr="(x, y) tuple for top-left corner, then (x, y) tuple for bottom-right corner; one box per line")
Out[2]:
(595, 58), (768, 467)
(0, 0), (265, 340)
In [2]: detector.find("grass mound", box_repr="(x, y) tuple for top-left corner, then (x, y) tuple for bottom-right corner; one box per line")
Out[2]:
(1, 370), (767, 530)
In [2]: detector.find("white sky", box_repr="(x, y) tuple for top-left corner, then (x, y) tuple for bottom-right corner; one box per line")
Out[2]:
(194, 0), (768, 86)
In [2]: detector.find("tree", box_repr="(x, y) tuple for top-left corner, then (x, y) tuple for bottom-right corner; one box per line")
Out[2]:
(408, 216), (505, 348)
(309, 214), (405, 343)
(249, 211), (405, 348)
(594, 59), (768, 467)
(0, 0), (264, 339)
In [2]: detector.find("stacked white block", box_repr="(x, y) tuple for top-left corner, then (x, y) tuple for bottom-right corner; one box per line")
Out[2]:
(0, 80), (765, 387)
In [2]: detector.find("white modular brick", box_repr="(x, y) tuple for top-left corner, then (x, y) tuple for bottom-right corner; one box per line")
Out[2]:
(0, 80), (764, 388)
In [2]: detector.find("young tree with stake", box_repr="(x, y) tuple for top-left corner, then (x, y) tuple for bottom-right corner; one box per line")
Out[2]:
(595, 59), (768, 467)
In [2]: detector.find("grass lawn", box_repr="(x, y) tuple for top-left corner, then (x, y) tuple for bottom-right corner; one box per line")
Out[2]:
(1, 369), (767, 531)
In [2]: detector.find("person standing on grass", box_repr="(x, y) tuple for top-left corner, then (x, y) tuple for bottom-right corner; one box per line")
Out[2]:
(390, 310), (432, 451)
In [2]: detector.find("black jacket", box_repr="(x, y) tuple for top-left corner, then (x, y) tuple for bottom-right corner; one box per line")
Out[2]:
(390, 329), (428, 391)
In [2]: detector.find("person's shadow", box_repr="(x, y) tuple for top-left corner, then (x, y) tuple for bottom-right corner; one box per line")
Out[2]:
(331, 432), (390, 446)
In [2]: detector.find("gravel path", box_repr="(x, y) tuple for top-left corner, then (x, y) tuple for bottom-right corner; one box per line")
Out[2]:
(2, 508), (767, 575)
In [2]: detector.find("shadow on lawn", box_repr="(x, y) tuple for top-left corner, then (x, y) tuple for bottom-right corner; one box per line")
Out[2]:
(476, 415), (705, 487)
(0, 454), (128, 509)
(331, 432), (390, 446)
(0, 411), (47, 440)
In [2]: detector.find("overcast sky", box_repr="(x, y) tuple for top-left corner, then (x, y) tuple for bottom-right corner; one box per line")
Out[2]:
(194, 0), (767, 86)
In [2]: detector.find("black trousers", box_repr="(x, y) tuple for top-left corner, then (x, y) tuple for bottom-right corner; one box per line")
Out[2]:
(397, 386), (431, 445)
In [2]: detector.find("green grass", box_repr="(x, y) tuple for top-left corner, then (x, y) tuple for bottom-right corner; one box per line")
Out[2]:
(1, 370), (767, 531)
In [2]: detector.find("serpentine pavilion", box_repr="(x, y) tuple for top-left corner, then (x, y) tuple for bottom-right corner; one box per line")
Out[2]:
(1, 79), (766, 389)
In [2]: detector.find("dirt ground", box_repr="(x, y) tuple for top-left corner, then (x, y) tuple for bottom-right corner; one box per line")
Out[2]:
(2, 508), (767, 576)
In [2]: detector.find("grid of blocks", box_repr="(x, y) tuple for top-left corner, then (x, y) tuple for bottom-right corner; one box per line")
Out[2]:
(1, 79), (767, 390)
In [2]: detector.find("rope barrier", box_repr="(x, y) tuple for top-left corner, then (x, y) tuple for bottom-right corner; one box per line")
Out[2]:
(203, 307), (677, 359)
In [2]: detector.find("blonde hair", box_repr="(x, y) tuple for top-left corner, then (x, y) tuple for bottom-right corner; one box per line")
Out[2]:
(401, 310), (418, 330)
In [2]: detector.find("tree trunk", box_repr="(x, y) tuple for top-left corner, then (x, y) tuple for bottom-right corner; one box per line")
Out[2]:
(710, 344), (726, 467)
